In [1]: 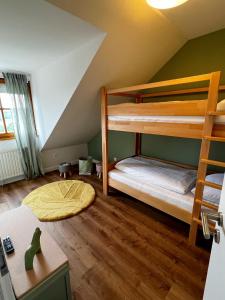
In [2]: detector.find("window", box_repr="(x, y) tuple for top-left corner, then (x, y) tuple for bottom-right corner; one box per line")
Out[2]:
(0, 91), (14, 140)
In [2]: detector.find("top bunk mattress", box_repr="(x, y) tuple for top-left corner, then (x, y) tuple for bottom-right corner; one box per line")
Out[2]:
(108, 115), (225, 124)
(108, 99), (225, 124)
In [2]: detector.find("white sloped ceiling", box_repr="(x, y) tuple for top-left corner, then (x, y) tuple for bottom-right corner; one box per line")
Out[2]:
(44, 0), (186, 149)
(1, 0), (225, 152)
(0, 0), (106, 149)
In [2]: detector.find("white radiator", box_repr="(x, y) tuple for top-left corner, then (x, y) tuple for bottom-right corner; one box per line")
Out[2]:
(0, 149), (24, 182)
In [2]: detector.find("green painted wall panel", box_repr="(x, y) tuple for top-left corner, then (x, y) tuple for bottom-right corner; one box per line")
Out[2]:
(89, 131), (135, 162)
(141, 135), (201, 166)
(88, 28), (225, 166)
(151, 28), (225, 83)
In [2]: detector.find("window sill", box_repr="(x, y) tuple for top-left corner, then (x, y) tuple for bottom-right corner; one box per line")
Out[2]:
(0, 133), (15, 141)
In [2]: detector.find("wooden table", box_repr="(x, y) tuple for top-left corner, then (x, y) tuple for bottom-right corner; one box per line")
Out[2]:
(0, 206), (72, 300)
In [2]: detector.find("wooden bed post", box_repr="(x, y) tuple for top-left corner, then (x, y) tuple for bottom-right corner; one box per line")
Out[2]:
(101, 87), (108, 196)
(135, 96), (142, 156)
(135, 133), (141, 156)
(189, 71), (221, 246)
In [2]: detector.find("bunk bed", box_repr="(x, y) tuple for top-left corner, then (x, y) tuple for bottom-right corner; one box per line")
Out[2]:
(101, 71), (225, 245)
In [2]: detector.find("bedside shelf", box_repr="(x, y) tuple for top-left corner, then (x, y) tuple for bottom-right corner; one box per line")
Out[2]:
(0, 206), (72, 300)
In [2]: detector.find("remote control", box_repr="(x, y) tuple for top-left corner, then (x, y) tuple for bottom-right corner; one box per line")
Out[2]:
(2, 236), (14, 254)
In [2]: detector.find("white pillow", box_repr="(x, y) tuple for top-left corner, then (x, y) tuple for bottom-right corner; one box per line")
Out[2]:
(217, 99), (225, 111)
(191, 173), (224, 205)
(116, 156), (197, 194)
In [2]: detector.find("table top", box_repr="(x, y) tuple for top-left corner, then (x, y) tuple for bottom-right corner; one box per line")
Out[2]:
(0, 205), (68, 299)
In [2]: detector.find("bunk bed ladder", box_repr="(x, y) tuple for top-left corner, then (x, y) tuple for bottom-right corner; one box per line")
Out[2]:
(189, 71), (223, 245)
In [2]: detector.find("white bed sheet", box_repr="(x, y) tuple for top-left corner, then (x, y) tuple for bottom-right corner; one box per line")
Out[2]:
(108, 115), (225, 124)
(109, 169), (194, 212)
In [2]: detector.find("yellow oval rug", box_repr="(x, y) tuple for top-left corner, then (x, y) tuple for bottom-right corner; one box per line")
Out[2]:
(22, 180), (95, 221)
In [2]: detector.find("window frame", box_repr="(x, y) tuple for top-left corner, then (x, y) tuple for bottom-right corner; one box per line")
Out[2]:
(0, 78), (36, 141)
(0, 78), (14, 140)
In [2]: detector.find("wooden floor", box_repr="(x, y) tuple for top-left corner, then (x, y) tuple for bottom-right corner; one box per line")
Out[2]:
(0, 171), (210, 300)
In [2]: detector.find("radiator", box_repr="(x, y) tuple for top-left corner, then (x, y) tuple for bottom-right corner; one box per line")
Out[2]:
(0, 149), (24, 182)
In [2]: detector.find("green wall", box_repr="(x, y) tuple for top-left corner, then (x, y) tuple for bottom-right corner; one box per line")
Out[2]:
(89, 131), (136, 162)
(88, 28), (225, 166)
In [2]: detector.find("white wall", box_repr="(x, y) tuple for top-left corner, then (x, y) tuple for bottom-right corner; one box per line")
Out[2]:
(31, 34), (105, 148)
(0, 140), (17, 152)
(41, 143), (88, 172)
(0, 139), (87, 177)
(0, 33), (103, 179)
(0, 0), (105, 175)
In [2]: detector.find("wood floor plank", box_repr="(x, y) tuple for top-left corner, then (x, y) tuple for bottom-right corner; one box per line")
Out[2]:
(166, 283), (197, 300)
(83, 202), (205, 298)
(87, 201), (206, 292)
(94, 198), (208, 270)
(67, 205), (167, 299)
(0, 171), (210, 299)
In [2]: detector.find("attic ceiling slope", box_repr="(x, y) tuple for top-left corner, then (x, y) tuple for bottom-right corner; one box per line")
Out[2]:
(0, 0), (102, 72)
(162, 0), (225, 39)
(44, 0), (186, 149)
(0, 0), (105, 149)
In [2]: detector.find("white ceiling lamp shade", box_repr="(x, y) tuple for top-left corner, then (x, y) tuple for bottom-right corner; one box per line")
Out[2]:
(146, 0), (189, 9)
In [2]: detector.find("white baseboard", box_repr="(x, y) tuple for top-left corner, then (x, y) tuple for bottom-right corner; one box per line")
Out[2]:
(0, 174), (25, 186)
(1, 158), (98, 184)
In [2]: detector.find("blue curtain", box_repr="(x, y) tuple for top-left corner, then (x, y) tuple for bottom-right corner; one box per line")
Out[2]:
(3, 73), (43, 179)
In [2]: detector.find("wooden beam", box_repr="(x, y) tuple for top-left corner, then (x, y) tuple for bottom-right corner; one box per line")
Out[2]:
(141, 85), (225, 99)
(198, 179), (222, 190)
(109, 92), (141, 98)
(108, 177), (192, 224)
(108, 100), (207, 116)
(101, 87), (108, 196)
(108, 120), (225, 140)
(201, 159), (225, 168)
(208, 111), (225, 116)
(107, 73), (212, 95)
(195, 199), (218, 210)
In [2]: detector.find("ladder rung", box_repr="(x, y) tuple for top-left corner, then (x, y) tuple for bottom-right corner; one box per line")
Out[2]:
(201, 159), (225, 168)
(208, 111), (225, 116)
(204, 136), (225, 142)
(193, 217), (202, 225)
(198, 179), (222, 190)
(193, 217), (216, 230)
(195, 199), (218, 210)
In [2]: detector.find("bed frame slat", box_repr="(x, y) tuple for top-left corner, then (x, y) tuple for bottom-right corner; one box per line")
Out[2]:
(108, 99), (207, 116)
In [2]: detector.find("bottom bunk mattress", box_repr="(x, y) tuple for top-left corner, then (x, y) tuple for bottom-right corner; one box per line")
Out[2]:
(108, 168), (195, 213)
(108, 156), (220, 222)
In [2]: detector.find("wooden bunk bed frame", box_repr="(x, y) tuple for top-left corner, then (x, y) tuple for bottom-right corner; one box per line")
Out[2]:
(101, 71), (225, 246)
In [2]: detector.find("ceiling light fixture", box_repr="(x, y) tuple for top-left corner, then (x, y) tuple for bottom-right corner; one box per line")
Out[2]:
(146, 0), (189, 9)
